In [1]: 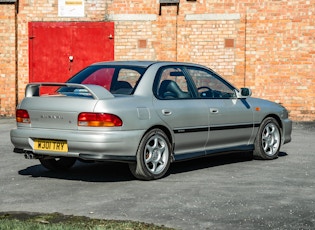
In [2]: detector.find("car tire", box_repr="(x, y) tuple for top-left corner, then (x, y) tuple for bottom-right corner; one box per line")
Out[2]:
(129, 128), (171, 180)
(39, 157), (76, 171)
(253, 117), (281, 160)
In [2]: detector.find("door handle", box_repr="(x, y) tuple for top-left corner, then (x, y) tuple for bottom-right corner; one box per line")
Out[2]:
(210, 108), (219, 113)
(162, 109), (172, 116)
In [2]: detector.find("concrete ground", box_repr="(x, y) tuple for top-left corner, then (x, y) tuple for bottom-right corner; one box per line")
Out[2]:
(0, 118), (314, 229)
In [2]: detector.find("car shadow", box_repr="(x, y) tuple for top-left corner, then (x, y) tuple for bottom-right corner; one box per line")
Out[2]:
(278, 151), (288, 157)
(170, 151), (253, 175)
(18, 151), (288, 182)
(170, 151), (287, 175)
(19, 161), (134, 182)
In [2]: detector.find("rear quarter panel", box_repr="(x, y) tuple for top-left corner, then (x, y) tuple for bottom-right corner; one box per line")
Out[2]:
(93, 95), (166, 132)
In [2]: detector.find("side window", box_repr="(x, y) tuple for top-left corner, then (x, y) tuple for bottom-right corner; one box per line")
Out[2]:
(111, 68), (142, 94)
(117, 68), (140, 88)
(156, 67), (192, 99)
(186, 67), (236, 99)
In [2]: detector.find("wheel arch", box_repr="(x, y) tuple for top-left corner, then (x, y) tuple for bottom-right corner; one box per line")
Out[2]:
(262, 114), (283, 129)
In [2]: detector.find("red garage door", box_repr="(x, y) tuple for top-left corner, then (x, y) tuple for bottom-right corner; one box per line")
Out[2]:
(29, 22), (114, 83)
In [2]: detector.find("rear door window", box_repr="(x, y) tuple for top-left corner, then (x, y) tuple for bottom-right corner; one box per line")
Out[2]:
(155, 67), (195, 99)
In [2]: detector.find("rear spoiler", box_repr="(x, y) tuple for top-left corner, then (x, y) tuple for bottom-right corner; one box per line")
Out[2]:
(25, 83), (114, 100)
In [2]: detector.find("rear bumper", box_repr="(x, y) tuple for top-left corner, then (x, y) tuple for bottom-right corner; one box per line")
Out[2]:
(10, 127), (144, 162)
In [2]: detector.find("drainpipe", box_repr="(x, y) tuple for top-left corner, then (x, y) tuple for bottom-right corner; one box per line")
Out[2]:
(14, 0), (19, 108)
(244, 8), (247, 87)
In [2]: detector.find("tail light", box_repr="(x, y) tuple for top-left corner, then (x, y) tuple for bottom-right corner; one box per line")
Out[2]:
(78, 112), (123, 127)
(16, 109), (31, 124)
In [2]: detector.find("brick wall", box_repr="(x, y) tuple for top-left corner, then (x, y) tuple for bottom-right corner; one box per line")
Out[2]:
(0, 3), (16, 116)
(0, 0), (314, 121)
(244, 1), (315, 120)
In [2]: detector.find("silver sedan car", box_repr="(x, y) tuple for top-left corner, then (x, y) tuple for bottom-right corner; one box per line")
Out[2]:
(10, 61), (292, 180)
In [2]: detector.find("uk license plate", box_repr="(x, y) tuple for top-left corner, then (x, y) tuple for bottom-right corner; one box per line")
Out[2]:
(34, 139), (68, 152)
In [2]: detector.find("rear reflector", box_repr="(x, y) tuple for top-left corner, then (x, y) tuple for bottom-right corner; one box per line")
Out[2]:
(78, 112), (123, 127)
(16, 109), (31, 124)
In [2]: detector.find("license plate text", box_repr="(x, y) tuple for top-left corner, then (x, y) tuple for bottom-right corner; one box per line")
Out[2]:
(34, 139), (68, 152)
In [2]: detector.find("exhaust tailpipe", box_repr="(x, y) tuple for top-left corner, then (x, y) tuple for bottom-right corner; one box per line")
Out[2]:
(24, 153), (36, 159)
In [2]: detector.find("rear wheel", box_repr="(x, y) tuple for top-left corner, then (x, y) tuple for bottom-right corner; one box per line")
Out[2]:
(39, 157), (76, 171)
(129, 129), (171, 180)
(254, 117), (281, 160)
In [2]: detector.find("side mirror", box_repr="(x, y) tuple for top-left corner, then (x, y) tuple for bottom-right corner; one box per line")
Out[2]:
(238, 87), (252, 98)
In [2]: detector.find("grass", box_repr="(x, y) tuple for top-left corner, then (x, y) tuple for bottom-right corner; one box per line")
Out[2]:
(0, 212), (175, 230)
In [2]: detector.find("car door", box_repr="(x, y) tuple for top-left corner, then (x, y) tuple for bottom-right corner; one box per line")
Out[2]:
(184, 66), (255, 152)
(153, 66), (209, 160)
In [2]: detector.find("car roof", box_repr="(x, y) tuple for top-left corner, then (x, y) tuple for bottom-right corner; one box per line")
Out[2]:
(91, 60), (159, 68)
(91, 60), (201, 68)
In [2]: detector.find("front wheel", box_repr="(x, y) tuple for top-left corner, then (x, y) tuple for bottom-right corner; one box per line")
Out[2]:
(129, 129), (171, 180)
(39, 157), (76, 171)
(253, 117), (281, 160)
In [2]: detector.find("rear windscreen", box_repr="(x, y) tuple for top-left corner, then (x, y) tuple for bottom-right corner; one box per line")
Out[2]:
(66, 65), (146, 95)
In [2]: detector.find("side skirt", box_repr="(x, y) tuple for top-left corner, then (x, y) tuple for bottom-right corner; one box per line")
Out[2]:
(173, 145), (254, 162)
